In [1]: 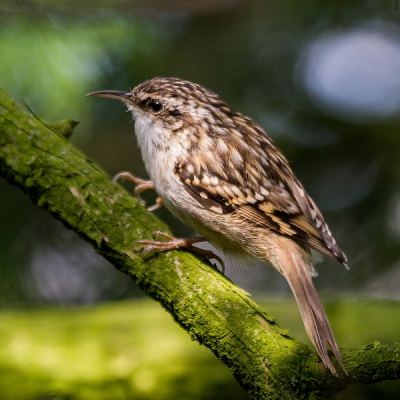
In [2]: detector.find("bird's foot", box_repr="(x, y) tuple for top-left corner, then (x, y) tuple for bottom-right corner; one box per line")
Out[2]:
(135, 231), (225, 273)
(112, 171), (163, 211)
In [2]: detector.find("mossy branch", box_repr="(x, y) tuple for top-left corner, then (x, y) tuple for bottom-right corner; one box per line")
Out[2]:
(0, 89), (399, 399)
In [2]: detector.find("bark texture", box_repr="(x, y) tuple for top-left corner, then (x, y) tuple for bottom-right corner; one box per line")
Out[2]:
(1, 89), (399, 399)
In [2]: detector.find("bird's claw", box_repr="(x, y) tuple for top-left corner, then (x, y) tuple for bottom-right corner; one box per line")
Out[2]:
(112, 171), (163, 211)
(134, 231), (225, 273)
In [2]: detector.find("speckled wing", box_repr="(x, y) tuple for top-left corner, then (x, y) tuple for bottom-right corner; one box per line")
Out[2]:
(174, 123), (347, 266)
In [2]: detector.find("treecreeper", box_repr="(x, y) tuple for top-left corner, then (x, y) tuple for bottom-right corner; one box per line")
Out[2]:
(87, 77), (348, 375)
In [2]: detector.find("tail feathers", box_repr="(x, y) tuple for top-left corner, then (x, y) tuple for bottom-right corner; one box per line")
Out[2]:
(277, 243), (347, 375)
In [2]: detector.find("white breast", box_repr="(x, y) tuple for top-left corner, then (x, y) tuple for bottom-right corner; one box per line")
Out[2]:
(131, 107), (254, 265)
(132, 108), (194, 216)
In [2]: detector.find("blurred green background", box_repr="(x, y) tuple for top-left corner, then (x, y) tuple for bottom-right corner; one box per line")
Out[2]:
(0, 0), (400, 398)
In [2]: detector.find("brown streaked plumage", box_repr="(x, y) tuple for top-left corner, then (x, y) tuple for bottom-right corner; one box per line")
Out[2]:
(87, 77), (348, 375)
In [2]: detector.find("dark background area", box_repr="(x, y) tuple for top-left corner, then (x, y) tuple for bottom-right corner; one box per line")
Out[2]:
(1, 0), (400, 304)
(0, 1), (399, 398)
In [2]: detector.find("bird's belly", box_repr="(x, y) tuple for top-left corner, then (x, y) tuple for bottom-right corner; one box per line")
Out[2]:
(151, 167), (267, 266)
(156, 184), (257, 265)
(155, 176), (234, 244)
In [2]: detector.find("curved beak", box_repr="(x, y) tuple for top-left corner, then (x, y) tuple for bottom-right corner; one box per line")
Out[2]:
(86, 90), (134, 103)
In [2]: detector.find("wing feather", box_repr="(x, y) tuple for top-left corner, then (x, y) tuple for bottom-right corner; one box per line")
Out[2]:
(174, 114), (347, 265)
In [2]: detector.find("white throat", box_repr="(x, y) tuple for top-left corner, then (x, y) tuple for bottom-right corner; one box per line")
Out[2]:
(130, 107), (170, 183)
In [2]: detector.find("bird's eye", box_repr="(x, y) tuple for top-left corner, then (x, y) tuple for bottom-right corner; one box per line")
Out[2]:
(148, 99), (163, 113)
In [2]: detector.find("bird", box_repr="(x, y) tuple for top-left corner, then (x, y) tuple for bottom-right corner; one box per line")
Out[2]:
(87, 77), (347, 375)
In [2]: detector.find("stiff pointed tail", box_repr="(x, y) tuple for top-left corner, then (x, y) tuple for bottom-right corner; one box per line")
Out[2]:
(275, 239), (347, 375)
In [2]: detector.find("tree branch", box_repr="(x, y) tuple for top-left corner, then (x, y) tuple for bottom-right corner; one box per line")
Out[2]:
(1, 89), (399, 399)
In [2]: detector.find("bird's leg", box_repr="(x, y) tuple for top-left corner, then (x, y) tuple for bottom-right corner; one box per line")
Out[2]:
(136, 231), (225, 274)
(112, 171), (163, 211)
(113, 174), (224, 272)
